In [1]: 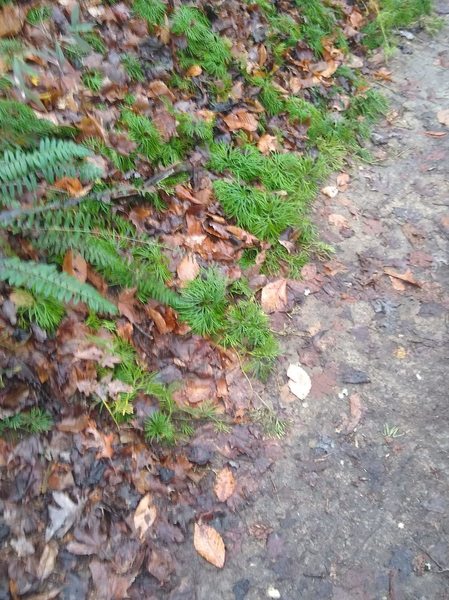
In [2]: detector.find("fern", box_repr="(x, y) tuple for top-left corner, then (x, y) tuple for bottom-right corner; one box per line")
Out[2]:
(0, 257), (117, 314)
(0, 139), (100, 205)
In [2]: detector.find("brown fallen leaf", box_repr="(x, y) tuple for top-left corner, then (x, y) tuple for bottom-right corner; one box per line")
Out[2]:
(384, 268), (421, 287)
(193, 522), (225, 568)
(257, 134), (278, 154)
(148, 80), (175, 100)
(261, 279), (288, 313)
(321, 185), (339, 198)
(223, 109), (258, 132)
(437, 109), (449, 127)
(54, 177), (84, 196)
(57, 415), (90, 433)
(214, 467), (236, 502)
(0, 4), (24, 37)
(134, 494), (157, 540)
(177, 254), (200, 284)
(62, 250), (88, 283)
(85, 425), (115, 459)
(118, 288), (141, 324)
(36, 541), (58, 581)
(186, 64), (202, 77)
(328, 213), (349, 229)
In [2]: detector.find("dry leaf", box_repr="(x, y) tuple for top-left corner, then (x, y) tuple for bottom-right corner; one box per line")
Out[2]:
(261, 279), (288, 313)
(321, 185), (339, 198)
(134, 494), (157, 540)
(384, 268), (421, 287)
(336, 173), (350, 190)
(287, 363), (311, 400)
(223, 109), (258, 132)
(62, 251), (88, 283)
(118, 288), (141, 324)
(186, 64), (202, 77)
(57, 415), (90, 433)
(437, 109), (449, 127)
(193, 523), (225, 568)
(0, 4), (24, 37)
(85, 426), (115, 459)
(328, 213), (349, 228)
(54, 177), (84, 196)
(257, 134), (278, 154)
(214, 467), (236, 502)
(37, 542), (58, 581)
(148, 80), (175, 100)
(177, 254), (200, 284)
(258, 44), (268, 66)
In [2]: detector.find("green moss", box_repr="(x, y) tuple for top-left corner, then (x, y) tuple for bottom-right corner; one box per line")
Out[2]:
(82, 70), (104, 93)
(133, 0), (166, 26)
(122, 54), (145, 82)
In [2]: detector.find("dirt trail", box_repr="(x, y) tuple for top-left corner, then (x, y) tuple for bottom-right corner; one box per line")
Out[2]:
(171, 20), (449, 600)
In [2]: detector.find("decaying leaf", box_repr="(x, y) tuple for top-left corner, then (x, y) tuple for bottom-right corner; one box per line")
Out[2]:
(177, 254), (200, 284)
(214, 467), (236, 502)
(134, 494), (157, 540)
(63, 250), (88, 283)
(36, 542), (58, 581)
(384, 268), (421, 287)
(193, 522), (225, 568)
(223, 109), (258, 132)
(257, 134), (278, 154)
(261, 279), (288, 313)
(46, 492), (85, 542)
(287, 363), (312, 400)
(0, 4), (24, 37)
(437, 109), (449, 127)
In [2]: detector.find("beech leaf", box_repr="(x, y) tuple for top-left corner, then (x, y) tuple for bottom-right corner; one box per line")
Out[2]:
(193, 523), (225, 568)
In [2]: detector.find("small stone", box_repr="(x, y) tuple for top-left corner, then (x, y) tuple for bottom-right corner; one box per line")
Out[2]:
(233, 579), (250, 600)
(341, 367), (371, 384)
(371, 132), (387, 146)
(398, 29), (415, 40)
(267, 586), (281, 599)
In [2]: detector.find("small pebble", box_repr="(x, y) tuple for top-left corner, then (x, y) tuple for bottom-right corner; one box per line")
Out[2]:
(267, 586), (281, 599)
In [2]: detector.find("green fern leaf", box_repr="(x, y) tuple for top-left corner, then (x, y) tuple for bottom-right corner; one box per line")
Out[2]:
(0, 257), (117, 314)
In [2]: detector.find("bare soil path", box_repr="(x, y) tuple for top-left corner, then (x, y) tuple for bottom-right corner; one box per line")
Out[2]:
(170, 20), (449, 600)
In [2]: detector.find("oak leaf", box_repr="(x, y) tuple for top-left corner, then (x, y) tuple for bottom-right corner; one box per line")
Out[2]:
(223, 109), (258, 132)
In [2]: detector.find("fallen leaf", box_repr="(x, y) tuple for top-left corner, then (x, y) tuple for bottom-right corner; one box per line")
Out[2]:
(54, 177), (84, 196)
(336, 173), (350, 191)
(0, 4), (24, 37)
(328, 213), (349, 228)
(257, 134), (278, 154)
(63, 250), (87, 283)
(36, 541), (58, 581)
(223, 109), (258, 132)
(85, 426), (115, 459)
(177, 254), (200, 284)
(89, 560), (136, 600)
(287, 363), (312, 400)
(57, 415), (90, 433)
(147, 548), (176, 583)
(186, 64), (202, 77)
(134, 494), (157, 540)
(437, 109), (449, 127)
(321, 185), (339, 198)
(261, 279), (288, 313)
(46, 492), (85, 542)
(193, 522), (225, 568)
(384, 268), (421, 287)
(148, 80), (175, 100)
(118, 288), (141, 324)
(214, 467), (236, 502)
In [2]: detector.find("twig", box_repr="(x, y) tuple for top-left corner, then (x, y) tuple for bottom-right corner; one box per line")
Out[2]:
(412, 539), (449, 573)
(0, 163), (192, 225)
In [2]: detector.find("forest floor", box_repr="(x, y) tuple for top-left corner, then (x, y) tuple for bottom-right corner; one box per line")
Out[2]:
(174, 19), (449, 600)
(1, 6), (449, 600)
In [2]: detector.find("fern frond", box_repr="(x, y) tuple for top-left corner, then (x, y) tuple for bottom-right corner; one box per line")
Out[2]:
(0, 257), (117, 314)
(0, 139), (100, 205)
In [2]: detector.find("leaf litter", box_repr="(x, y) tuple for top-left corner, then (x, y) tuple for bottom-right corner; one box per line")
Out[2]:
(0, 0), (401, 595)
